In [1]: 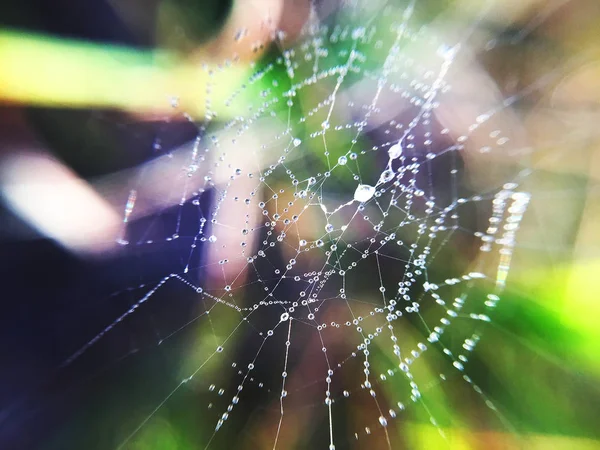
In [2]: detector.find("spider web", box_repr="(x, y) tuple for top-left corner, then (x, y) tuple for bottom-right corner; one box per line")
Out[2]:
(10, 1), (561, 448)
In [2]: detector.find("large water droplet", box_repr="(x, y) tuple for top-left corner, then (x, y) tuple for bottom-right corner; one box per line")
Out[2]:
(354, 184), (375, 202)
(388, 142), (402, 159)
(338, 155), (347, 165)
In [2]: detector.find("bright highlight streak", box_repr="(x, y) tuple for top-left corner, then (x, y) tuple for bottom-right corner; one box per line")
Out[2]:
(0, 152), (121, 255)
(0, 30), (252, 118)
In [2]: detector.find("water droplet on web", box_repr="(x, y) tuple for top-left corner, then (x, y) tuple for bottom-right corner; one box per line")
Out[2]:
(354, 184), (375, 202)
(293, 138), (302, 147)
(379, 416), (388, 427)
(388, 142), (402, 159)
(325, 224), (334, 233)
(208, 235), (217, 243)
(280, 312), (290, 322)
(380, 169), (395, 183)
(476, 114), (490, 124)
(338, 155), (347, 165)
